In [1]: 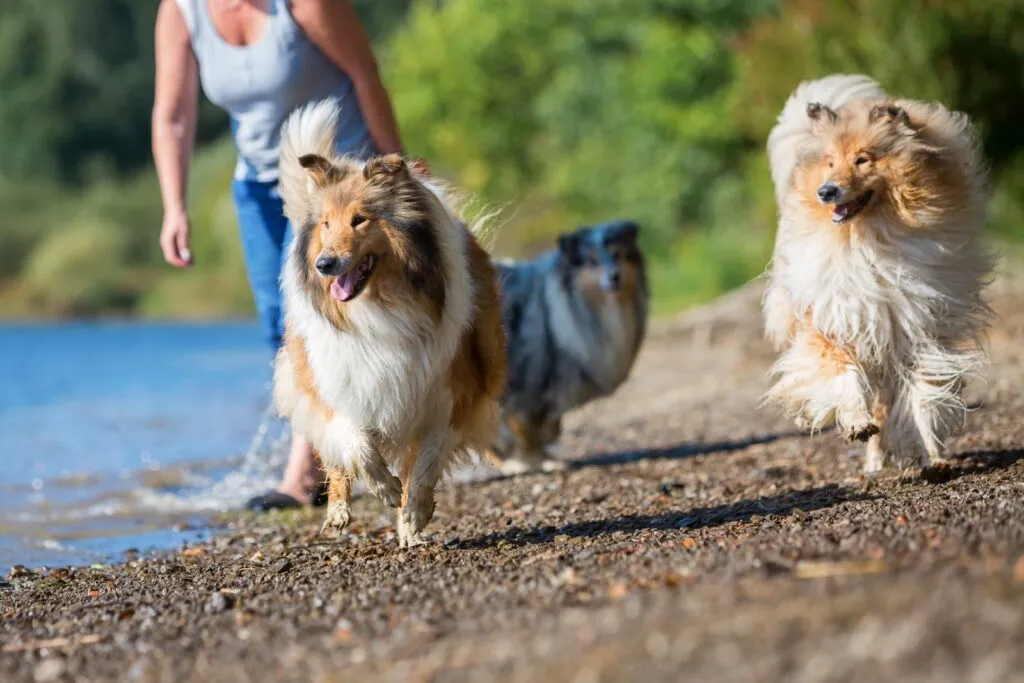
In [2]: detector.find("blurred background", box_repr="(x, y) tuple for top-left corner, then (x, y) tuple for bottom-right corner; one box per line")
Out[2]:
(0, 0), (1022, 568)
(1, 0), (1022, 320)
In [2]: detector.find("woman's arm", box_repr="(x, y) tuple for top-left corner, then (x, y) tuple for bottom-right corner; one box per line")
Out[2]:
(290, 0), (405, 156)
(152, 0), (199, 267)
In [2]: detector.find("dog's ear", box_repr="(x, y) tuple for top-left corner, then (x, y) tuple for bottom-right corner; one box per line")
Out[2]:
(558, 232), (580, 262)
(869, 103), (915, 135)
(617, 221), (639, 244)
(363, 154), (410, 182)
(806, 102), (838, 125)
(299, 154), (342, 188)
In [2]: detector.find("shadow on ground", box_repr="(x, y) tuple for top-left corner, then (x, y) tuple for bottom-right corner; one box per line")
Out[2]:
(460, 483), (876, 549)
(569, 429), (813, 469)
(921, 448), (1024, 484)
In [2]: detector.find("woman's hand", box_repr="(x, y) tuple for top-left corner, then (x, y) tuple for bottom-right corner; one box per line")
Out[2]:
(160, 208), (193, 267)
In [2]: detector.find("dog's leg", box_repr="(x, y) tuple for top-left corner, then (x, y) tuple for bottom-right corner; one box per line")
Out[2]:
(319, 464), (353, 535)
(863, 434), (889, 474)
(537, 416), (566, 472)
(323, 417), (401, 508)
(908, 362), (966, 470)
(499, 414), (553, 474)
(397, 404), (452, 548)
(863, 392), (892, 474)
(767, 328), (875, 440)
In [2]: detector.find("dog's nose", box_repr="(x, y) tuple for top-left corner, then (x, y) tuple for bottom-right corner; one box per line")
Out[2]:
(315, 254), (340, 276)
(817, 183), (841, 203)
(601, 268), (622, 291)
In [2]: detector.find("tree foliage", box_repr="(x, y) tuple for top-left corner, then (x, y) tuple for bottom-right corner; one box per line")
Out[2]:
(0, 0), (1021, 317)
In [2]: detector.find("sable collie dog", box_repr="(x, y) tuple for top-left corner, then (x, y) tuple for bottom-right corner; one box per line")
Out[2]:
(763, 74), (993, 473)
(487, 221), (649, 473)
(272, 101), (506, 547)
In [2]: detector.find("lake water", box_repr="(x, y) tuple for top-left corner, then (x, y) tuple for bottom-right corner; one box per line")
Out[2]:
(0, 322), (297, 571)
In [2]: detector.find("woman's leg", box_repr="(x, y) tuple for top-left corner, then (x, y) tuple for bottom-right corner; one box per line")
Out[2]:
(232, 179), (324, 509)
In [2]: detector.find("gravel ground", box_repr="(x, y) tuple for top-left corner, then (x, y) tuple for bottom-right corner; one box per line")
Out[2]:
(3, 275), (1024, 683)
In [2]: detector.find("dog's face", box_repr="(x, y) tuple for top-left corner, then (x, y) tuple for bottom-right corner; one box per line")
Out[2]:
(293, 154), (445, 322)
(796, 101), (932, 226)
(558, 221), (643, 297)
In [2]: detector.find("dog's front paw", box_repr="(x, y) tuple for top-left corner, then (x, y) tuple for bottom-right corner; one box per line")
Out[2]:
(920, 457), (954, 483)
(318, 501), (352, 536)
(842, 422), (879, 443)
(396, 511), (431, 549)
(498, 458), (534, 476)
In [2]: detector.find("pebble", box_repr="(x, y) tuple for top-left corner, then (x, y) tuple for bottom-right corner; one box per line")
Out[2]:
(34, 659), (66, 683)
(204, 590), (238, 614)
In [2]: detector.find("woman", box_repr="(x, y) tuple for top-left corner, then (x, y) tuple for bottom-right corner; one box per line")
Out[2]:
(152, 0), (422, 510)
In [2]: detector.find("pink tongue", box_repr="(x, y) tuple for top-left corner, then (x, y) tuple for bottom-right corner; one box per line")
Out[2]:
(330, 273), (357, 302)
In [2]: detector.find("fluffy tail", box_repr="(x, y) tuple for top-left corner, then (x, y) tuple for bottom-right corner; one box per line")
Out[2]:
(278, 98), (340, 227)
(767, 74), (886, 205)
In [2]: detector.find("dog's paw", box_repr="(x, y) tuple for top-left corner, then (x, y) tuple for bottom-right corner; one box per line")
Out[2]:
(318, 501), (351, 536)
(839, 420), (879, 443)
(497, 453), (562, 476)
(539, 458), (567, 473)
(920, 458), (954, 483)
(497, 458), (533, 476)
(396, 512), (431, 549)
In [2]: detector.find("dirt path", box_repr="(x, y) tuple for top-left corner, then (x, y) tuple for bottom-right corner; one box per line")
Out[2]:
(3, 276), (1024, 683)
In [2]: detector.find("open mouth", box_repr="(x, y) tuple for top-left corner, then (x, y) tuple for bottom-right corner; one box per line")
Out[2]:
(831, 191), (874, 224)
(329, 254), (377, 302)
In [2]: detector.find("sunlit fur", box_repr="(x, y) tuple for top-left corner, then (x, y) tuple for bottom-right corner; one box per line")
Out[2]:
(485, 221), (649, 474)
(272, 99), (506, 546)
(762, 74), (994, 473)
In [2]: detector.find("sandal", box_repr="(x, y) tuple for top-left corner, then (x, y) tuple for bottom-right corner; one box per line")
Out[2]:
(244, 479), (329, 512)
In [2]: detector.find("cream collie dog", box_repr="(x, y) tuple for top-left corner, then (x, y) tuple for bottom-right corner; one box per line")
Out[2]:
(272, 100), (506, 546)
(762, 74), (993, 473)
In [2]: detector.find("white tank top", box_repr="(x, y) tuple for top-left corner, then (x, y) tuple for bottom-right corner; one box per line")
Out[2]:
(175, 0), (375, 182)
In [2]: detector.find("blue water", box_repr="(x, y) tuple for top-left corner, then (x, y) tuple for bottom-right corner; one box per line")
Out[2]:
(0, 322), (291, 570)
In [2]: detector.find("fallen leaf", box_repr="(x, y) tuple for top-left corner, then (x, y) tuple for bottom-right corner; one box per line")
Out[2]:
(795, 559), (887, 579)
(681, 538), (697, 550)
(1013, 555), (1024, 583)
(896, 514), (909, 525)
(2, 633), (102, 653)
(87, 590), (102, 598)
(182, 548), (206, 558)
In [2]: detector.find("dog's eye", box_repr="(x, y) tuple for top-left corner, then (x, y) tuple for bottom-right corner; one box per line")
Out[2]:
(827, 161), (834, 169)
(351, 214), (367, 228)
(855, 156), (869, 166)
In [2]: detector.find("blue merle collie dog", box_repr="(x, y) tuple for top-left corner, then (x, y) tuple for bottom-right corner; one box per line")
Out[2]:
(487, 220), (649, 473)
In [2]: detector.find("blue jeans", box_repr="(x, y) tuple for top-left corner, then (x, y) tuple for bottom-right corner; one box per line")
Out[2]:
(232, 179), (293, 351)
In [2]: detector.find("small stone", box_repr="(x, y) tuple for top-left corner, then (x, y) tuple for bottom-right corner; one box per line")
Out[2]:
(608, 582), (629, 600)
(204, 590), (238, 614)
(272, 558), (292, 574)
(553, 534), (570, 544)
(34, 658), (66, 683)
(681, 538), (697, 550)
